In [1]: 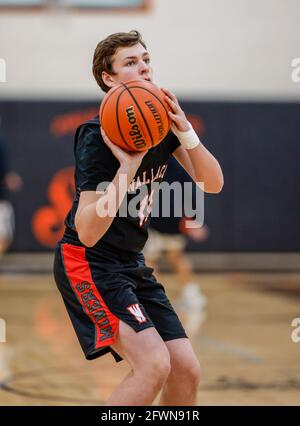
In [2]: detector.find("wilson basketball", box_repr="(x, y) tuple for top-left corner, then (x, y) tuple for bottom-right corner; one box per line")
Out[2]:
(99, 80), (171, 151)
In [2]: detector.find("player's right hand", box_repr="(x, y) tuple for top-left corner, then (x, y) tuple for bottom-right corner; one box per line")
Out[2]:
(101, 127), (147, 181)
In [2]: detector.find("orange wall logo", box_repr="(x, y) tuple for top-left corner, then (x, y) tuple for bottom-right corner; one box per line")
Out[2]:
(186, 114), (205, 137)
(32, 167), (75, 248)
(50, 108), (98, 137)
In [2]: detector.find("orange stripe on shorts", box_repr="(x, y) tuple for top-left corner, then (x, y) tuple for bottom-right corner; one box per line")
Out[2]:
(61, 243), (119, 349)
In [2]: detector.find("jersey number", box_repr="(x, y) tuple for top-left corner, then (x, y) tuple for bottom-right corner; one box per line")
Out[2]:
(138, 189), (154, 227)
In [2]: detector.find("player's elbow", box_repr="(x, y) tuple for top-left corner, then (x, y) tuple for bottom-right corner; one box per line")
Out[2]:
(75, 220), (102, 248)
(213, 177), (224, 193)
(77, 231), (100, 248)
(205, 176), (224, 194)
(80, 236), (95, 248)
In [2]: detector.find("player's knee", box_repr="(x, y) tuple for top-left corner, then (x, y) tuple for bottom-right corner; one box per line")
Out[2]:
(138, 349), (171, 385)
(149, 352), (171, 383)
(155, 356), (172, 383)
(171, 356), (201, 389)
(183, 359), (201, 389)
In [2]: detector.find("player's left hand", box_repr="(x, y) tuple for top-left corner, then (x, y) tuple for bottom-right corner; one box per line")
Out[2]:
(161, 87), (190, 133)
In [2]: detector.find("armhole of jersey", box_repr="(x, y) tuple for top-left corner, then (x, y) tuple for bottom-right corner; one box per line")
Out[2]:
(73, 117), (100, 156)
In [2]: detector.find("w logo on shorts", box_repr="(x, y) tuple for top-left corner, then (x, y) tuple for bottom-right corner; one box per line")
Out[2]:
(127, 304), (147, 324)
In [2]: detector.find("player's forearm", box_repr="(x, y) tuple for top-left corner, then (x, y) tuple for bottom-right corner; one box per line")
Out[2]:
(76, 167), (133, 247)
(187, 143), (224, 193)
(162, 87), (224, 194)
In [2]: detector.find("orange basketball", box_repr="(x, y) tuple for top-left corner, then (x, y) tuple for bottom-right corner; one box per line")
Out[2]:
(99, 80), (171, 151)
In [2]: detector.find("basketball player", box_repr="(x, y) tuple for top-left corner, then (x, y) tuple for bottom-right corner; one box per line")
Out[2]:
(0, 134), (23, 257)
(53, 30), (223, 406)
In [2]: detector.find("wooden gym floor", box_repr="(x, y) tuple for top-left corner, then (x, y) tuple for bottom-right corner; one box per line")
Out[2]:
(0, 257), (299, 405)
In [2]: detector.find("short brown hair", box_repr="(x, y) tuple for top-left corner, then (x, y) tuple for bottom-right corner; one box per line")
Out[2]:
(92, 30), (147, 93)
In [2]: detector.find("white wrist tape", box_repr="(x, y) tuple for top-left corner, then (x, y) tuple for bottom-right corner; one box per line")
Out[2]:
(172, 122), (200, 150)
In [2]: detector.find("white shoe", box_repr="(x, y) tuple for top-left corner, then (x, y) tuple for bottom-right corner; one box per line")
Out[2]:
(175, 283), (208, 335)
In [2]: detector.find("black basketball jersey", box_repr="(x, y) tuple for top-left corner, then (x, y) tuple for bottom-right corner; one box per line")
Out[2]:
(62, 116), (180, 253)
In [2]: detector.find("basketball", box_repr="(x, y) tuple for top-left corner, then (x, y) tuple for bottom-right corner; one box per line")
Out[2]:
(99, 80), (171, 151)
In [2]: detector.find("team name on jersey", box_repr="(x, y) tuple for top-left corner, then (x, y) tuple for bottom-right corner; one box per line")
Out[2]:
(128, 164), (168, 193)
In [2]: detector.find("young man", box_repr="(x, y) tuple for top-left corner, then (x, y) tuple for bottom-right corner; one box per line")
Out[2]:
(53, 30), (223, 406)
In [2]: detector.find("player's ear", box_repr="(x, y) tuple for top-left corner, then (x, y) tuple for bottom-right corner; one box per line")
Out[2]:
(102, 71), (116, 89)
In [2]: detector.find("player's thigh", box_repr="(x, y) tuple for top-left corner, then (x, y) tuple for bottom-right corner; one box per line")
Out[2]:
(137, 280), (187, 343)
(111, 320), (170, 371)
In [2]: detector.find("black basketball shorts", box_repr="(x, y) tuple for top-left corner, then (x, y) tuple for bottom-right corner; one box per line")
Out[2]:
(53, 242), (187, 363)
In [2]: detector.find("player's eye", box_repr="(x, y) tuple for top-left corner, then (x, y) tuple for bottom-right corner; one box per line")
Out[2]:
(144, 57), (150, 64)
(126, 60), (135, 66)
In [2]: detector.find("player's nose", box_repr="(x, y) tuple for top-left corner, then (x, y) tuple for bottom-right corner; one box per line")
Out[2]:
(139, 61), (150, 75)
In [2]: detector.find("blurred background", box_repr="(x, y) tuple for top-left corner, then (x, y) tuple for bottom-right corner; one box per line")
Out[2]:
(0, 0), (299, 406)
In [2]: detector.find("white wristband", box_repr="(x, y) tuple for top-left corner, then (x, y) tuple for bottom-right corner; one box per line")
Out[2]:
(172, 122), (200, 150)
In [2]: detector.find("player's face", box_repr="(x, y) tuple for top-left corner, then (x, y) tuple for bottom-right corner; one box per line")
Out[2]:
(104, 43), (153, 89)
